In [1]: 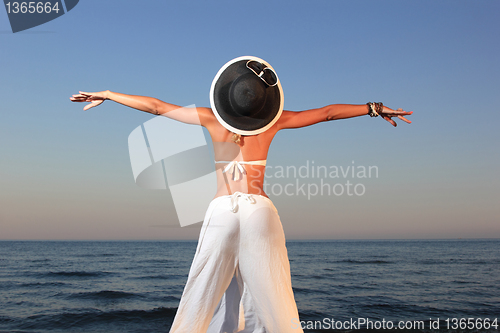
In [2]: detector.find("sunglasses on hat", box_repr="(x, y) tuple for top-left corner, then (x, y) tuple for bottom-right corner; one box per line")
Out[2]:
(246, 60), (278, 87)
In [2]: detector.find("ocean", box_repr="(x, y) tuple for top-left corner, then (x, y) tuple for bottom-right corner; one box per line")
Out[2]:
(0, 239), (498, 332)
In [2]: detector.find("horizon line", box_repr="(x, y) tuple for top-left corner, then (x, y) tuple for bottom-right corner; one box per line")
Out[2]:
(1, 237), (499, 242)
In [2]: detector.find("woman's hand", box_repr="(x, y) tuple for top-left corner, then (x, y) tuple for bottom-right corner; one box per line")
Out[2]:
(70, 91), (109, 111)
(379, 106), (413, 127)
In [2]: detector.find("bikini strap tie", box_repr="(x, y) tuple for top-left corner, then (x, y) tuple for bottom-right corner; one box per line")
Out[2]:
(215, 160), (266, 182)
(223, 161), (247, 181)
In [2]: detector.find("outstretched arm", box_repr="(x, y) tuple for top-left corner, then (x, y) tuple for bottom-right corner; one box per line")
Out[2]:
(70, 90), (214, 126)
(277, 104), (412, 130)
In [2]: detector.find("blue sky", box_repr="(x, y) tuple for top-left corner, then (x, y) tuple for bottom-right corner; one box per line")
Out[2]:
(1, 0), (499, 240)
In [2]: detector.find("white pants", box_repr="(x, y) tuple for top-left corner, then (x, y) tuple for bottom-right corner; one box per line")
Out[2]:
(170, 192), (303, 333)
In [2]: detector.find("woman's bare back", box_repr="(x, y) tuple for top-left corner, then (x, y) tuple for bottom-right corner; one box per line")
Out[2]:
(205, 108), (279, 199)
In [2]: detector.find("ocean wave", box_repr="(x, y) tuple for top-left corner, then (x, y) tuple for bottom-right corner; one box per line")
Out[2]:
(0, 316), (15, 324)
(417, 258), (448, 264)
(293, 287), (333, 295)
(30, 259), (50, 262)
(42, 271), (114, 278)
(418, 258), (500, 265)
(452, 279), (481, 284)
(9, 307), (176, 331)
(141, 259), (174, 264)
(73, 253), (120, 258)
(337, 259), (394, 264)
(18, 282), (67, 288)
(133, 274), (185, 280)
(66, 290), (142, 300)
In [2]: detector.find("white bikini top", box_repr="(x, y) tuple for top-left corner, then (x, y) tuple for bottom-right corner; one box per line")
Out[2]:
(215, 160), (267, 181)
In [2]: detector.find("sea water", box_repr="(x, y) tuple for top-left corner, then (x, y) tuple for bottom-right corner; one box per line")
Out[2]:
(0, 239), (498, 332)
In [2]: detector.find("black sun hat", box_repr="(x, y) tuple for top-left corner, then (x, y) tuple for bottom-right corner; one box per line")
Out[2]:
(210, 56), (284, 136)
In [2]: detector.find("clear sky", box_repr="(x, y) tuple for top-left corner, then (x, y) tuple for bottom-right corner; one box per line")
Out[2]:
(1, 0), (499, 240)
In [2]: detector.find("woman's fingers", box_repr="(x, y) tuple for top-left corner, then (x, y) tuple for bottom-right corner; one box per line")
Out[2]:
(382, 115), (397, 127)
(71, 91), (106, 104)
(382, 107), (413, 115)
(70, 93), (90, 100)
(82, 101), (96, 111)
(82, 100), (103, 111)
(70, 91), (105, 111)
(70, 95), (87, 101)
(70, 97), (91, 103)
(397, 115), (412, 124)
(78, 91), (103, 99)
(384, 109), (413, 115)
(378, 107), (412, 126)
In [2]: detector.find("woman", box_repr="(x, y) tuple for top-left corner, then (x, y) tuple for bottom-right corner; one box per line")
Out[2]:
(70, 56), (412, 333)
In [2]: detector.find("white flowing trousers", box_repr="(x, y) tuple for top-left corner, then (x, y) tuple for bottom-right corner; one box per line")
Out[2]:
(170, 192), (303, 333)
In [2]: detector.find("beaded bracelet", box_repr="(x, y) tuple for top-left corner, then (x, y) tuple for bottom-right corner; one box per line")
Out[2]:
(367, 102), (383, 117)
(375, 102), (383, 116)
